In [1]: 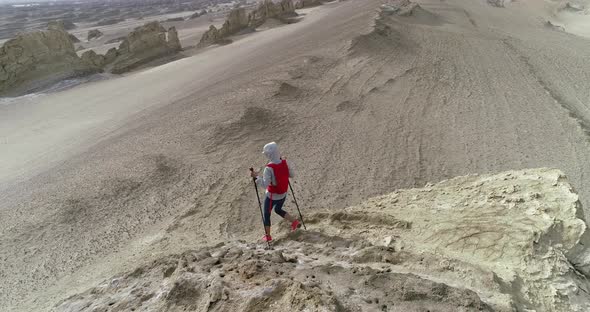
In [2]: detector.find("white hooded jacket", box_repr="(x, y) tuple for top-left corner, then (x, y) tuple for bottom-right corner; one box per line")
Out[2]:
(255, 142), (294, 200)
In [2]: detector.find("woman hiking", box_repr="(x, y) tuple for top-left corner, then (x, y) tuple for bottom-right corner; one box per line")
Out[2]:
(250, 142), (301, 242)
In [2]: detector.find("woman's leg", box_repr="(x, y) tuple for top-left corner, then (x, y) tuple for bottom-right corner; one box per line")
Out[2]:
(274, 197), (296, 222)
(263, 196), (271, 235)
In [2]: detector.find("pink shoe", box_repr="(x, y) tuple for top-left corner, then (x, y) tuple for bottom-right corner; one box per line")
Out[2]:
(263, 234), (272, 242)
(291, 220), (301, 231)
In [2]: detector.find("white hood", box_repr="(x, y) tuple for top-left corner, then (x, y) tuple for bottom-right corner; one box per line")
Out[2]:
(262, 142), (281, 163)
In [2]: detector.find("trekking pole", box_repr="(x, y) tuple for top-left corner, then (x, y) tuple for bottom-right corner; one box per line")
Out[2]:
(288, 181), (307, 230)
(250, 168), (270, 248)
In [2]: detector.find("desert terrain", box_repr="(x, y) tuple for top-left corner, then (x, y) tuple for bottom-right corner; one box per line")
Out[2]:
(2, 0), (590, 311)
(0, 0), (246, 45)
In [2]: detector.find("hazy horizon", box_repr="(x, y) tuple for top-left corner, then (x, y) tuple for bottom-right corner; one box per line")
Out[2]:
(0, 0), (143, 3)
(0, 0), (77, 3)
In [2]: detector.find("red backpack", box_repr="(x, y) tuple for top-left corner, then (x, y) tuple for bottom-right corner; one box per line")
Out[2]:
(266, 160), (289, 194)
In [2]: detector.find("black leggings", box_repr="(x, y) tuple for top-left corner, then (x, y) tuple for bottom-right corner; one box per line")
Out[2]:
(263, 196), (287, 226)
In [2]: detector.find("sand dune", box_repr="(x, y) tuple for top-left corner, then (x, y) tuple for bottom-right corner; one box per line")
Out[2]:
(2, 0), (590, 310)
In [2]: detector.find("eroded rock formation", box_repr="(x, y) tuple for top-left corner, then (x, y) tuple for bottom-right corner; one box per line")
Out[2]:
(104, 47), (118, 64)
(0, 24), (98, 96)
(68, 34), (81, 43)
(167, 26), (181, 51)
(81, 50), (106, 68)
(190, 10), (207, 19)
(199, 25), (221, 47)
(248, 0), (297, 28)
(487, 0), (510, 7)
(198, 0), (298, 47)
(87, 29), (103, 41)
(295, 0), (324, 8)
(0, 19), (183, 96)
(78, 21), (182, 74)
(48, 20), (75, 31)
(109, 21), (182, 74)
(198, 8), (248, 47)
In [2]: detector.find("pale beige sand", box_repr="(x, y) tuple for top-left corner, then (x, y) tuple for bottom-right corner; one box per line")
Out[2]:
(1, 0), (590, 310)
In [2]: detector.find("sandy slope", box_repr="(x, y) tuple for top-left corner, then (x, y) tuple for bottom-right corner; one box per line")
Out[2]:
(2, 0), (590, 310)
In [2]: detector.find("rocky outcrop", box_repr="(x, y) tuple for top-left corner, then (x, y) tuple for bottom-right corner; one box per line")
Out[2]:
(56, 240), (493, 312)
(68, 34), (81, 43)
(198, 0), (298, 47)
(380, 0), (418, 15)
(87, 29), (103, 41)
(0, 20), (182, 95)
(47, 20), (76, 31)
(190, 10), (207, 19)
(104, 36), (125, 44)
(199, 25), (222, 47)
(104, 47), (118, 64)
(248, 0), (297, 28)
(117, 22), (167, 55)
(308, 168), (590, 311)
(79, 21), (181, 74)
(223, 8), (250, 35)
(487, 0), (510, 7)
(198, 8), (249, 47)
(81, 50), (106, 68)
(109, 22), (182, 74)
(55, 168), (590, 312)
(0, 25), (98, 96)
(295, 0), (324, 8)
(94, 18), (125, 27)
(167, 26), (181, 52)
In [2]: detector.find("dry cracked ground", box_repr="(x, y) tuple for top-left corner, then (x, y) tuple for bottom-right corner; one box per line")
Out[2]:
(1, 0), (590, 311)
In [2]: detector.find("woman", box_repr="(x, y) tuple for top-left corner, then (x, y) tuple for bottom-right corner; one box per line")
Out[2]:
(250, 142), (301, 242)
